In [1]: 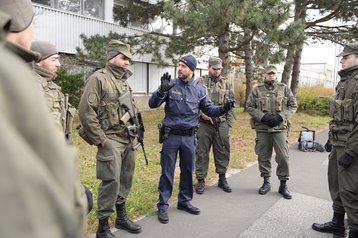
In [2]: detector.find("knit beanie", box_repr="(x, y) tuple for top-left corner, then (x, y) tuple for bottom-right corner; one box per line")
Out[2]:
(106, 39), (133, 61)
(179, 54), (197, 71)
(31, 40), (58, 61)
(0, 0), (34, 32)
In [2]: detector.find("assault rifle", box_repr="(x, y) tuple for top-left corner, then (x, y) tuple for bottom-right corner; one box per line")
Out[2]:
(64, 93), (75, 143)
(211, 116), (225, 148)
(118, 92), (148, 165)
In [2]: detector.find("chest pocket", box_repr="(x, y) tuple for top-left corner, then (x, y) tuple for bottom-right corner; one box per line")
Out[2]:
(329, 99), (354, 122)
(209, 87), (227, 104)
(168, 91), (200, 115)
(98, 77), (123, 130)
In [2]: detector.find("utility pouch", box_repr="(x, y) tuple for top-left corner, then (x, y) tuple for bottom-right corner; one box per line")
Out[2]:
(78, 126), (94, 145)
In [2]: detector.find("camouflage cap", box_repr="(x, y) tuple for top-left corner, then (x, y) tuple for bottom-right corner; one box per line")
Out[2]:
(337, 43), (358, 57)
(264, 65), (277, 74)
(31, 40), (58, 61)
(106, 39), (133, 61)
(209, 56), (222, 69)
(0, 0), (34, 32)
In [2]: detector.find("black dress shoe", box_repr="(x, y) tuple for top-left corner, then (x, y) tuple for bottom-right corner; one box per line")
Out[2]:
(158, 210), (169, 224)
(312, 222), (345, 236)
(177, 203), (200, 215)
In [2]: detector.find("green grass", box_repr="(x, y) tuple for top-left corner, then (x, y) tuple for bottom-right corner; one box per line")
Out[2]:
(75, 108), (330, 235)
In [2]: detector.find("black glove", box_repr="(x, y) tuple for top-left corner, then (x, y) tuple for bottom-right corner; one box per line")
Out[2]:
(159, 72), (174, 92)
(261, 113), (276, 128)
(324, 138), (332, 152)
(273, 114), (283, 123)
(222, 99), (235, 113)
(338, 153), (354, 169)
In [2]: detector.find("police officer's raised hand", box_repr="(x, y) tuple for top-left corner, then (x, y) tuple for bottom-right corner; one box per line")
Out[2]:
(159, 72), (174, 92)
(222, 99), (235, 113)
(338, 153), (354, 169)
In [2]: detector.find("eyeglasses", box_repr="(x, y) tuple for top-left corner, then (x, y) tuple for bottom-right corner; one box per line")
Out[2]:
(266, 72), (276, 75)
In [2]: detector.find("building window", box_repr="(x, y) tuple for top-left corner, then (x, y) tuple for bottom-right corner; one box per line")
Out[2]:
(32, 0), (104, 19)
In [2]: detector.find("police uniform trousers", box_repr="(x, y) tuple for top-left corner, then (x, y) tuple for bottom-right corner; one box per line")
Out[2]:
(96, 138), (135, 219)
(332, 146), (358, 230)
(255, 131), (289, 180)
(157, 134), (196, 211)
(195, 121), (230, 180)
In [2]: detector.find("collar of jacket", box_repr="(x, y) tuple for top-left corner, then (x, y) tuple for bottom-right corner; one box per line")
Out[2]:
(34, 64), (56, 82)
(263, 79), (277, 90)
(5, 40), (40, 63)
(106, 62), (132, 81)
(338, 65), (358, 81)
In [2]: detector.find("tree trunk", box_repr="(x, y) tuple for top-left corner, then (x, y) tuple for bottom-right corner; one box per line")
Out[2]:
(218, 24), (231, 77)
(243, 30), (253, 111)
(290, 42), (303, 96)
(281, 44), (295, 86)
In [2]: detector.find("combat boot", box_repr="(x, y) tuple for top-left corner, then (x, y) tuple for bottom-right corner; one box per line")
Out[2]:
(278, 180), (292, 199)
(218, 174), (232, 193)
(258, 177), (271, 195)
(196, 179), (205, 194)
(96, 217), (115, 238)
(115, 203), (142, 234)
(348, 229), (358, 238)
(312, 212), (345, 236)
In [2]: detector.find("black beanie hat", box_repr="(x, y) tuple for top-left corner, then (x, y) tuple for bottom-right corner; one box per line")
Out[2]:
(179, 54), (197, 71)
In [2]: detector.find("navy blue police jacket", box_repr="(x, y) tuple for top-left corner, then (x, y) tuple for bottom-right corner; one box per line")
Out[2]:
(148, 76), (225, 130)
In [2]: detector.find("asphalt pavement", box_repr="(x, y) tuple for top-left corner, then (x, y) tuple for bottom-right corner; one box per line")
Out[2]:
(94, 130), (342, 238)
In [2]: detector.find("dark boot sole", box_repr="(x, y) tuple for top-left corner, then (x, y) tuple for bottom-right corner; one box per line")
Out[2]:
(311, 223), (345, 236)
(258, 187), (271, 195)
(218, 184), (232, 193)
(115, 223), (142, 234)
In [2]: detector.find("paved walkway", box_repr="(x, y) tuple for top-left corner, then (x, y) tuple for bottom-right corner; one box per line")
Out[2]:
(106, 130), (339, 238)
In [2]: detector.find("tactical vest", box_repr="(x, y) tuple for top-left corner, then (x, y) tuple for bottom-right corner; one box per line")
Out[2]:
(200, 75), (231, 105)
(329, 75), (358, 144)
(96, 68), (137, 138)
(255, 83), (287, 114)
(198, 75), (234, 124)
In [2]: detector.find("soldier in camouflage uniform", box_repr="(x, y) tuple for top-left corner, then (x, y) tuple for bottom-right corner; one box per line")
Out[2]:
(246, 65), (297, 200)
(31, 40), (76, 143)
(312, 43), (358, 238)
(78, 40), (142, 238)
(0, 1), (86, 237)
(195, 56), (235, 194)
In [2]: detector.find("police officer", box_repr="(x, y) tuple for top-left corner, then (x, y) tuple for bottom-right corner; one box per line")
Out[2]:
(149, 54), (235, 224)
(0, 0), (86, 237)
(312, 43), (358, 238)
(78, 39), (142, 238)
(31, 40), (76, 142)
(195, 56), (235, 194)
(246, 65), (297, 199)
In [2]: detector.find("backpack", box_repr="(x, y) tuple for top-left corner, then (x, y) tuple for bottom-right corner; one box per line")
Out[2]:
(298, 127), (325, 152)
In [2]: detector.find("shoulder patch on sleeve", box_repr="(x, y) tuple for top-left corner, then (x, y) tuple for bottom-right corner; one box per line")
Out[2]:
(88, 92), (97, 104)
